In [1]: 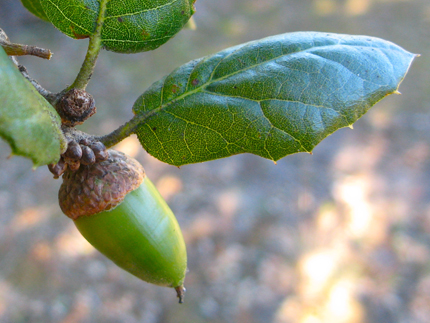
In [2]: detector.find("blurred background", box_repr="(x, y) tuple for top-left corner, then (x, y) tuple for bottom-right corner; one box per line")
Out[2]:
(0, 0), (429, 322)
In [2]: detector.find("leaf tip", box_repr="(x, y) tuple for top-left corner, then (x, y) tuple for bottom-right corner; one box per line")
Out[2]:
(348, 124), (354, 130)
(393, 90), (402, 95)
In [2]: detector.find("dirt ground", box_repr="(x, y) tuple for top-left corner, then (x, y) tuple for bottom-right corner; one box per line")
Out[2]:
(0, 0), (429, 322)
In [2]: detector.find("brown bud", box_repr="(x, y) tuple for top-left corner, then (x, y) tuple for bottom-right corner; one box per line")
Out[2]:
(57, 89), (96, 126)
(95, 149), (108, 162)
(64, 140), (83, 160)
(48, 158), (67, 179)
(65, 158), (81, 171)
(90, 141), (108, 162)
(79, 138), (91, 146)
(89, 141), (106, 153)
(81, 145), (96, 165)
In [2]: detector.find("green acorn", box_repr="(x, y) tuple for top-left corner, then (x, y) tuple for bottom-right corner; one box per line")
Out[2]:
(58, 150), (187, 302)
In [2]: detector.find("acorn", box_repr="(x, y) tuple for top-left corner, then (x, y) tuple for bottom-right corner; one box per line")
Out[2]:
(58, 150), (187, 302)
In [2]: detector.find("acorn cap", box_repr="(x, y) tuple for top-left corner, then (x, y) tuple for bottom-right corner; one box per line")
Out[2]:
(59, 150), (145, 220)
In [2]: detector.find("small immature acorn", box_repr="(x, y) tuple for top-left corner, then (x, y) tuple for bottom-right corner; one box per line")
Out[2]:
(48, 138), (109, 178)
(56, 89), (96, 126)
(80, 145), (96, 165)
(64, 157), (80, 171)
(89, 141), (108, 161)
(48, 157), (67, 179)
(64, 140), (82, 160)
(59, 150), (187, 302)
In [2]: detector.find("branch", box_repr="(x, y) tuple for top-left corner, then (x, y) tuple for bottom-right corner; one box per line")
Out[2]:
(18, 65), (64, 105)
(1, 41), (52, 59)
(1, 27), (52, 59)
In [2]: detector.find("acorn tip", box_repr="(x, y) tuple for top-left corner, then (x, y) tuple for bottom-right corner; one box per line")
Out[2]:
(175, 285), (186, 304)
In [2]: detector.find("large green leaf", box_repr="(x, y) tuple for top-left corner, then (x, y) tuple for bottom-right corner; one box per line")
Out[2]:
(132, 32), (416, 166)
(0, 47), (66, 167)
(40, 0), (196, 53)
(20, 0), (50, 21)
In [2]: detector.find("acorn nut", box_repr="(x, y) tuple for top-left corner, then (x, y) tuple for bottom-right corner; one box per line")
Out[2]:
(58, 150), (187, 302)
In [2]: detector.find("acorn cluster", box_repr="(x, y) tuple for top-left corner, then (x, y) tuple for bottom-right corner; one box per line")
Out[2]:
(48, 138), (108, 178)
(48, 88), (108, 178)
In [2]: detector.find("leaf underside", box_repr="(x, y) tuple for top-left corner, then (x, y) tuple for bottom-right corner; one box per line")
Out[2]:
(0, 47), (66, 167)
(132, 32), (416, 166)
(39, 0), (196, 53)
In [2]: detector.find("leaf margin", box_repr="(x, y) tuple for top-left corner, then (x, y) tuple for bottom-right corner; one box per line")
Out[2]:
(0, 47), (66, 167)
(20, 0), (50, 21)
(39, 0), (196, 53)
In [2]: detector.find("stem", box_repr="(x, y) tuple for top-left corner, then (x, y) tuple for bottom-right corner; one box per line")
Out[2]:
(96, 116), (141, 148)
(69, 0), (109, 90)
(175, 285), (186, 304)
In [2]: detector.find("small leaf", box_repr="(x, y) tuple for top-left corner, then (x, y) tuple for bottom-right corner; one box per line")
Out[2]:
(132, 32), (417, 166)
(20, 0), (50, 21)
(40, 0), (196, 53)
(0, 47), (66, 167)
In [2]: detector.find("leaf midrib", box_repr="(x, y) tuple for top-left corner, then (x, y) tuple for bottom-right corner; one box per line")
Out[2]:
(135, 40), (378, 128)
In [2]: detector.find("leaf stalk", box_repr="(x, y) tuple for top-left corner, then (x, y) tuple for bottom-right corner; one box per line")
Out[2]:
(69, 0), (109, 90)
(96, 116), (141, 148)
